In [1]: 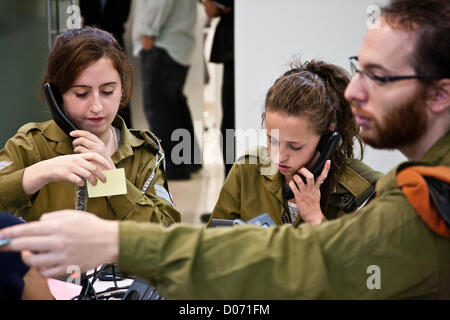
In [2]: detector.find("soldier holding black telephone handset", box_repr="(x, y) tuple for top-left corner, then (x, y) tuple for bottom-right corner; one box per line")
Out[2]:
(0, 27), (180, 225)
(210, 60), (382, 227)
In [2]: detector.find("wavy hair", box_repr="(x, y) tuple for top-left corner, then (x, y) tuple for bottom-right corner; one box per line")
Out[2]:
(263, 59), (364, 210)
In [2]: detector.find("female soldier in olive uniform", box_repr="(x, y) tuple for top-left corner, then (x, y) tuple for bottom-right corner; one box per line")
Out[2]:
(210, 60), (382, 226)
(0, 27), (180, 225)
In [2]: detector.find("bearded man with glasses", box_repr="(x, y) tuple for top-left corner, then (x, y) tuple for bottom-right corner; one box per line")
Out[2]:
(1, 0), (449, 300)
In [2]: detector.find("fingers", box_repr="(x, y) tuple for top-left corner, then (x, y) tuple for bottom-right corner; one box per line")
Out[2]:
(1, 211), (108, 278)
(49, 153), (110, 185)
(71, 131), (114, 171)
(73, 145), (93, 155)
(0, 220), (51, 241)
(0, 228), (57, 256)
(74, 167), (97, 186)
(21, 250), (32, 261)
(22, 251), (59, 269)
(316, 160), (331, 186)
(40, 210), (82, 221)
(289, 163), (327, 199)
(7, 236), (57, 252)
(0, 211), (79, 252)
(73, 164), (106, 185)
(289, 176), (303, 199)
(70, 130), (100, 143)
(68, 173), (85, 187)
(70, 153), (110, 184)
(22, 251), (70, 278)
(289, 180), (299, 198)
(65, 161), (107, 186)
(73, 136), (103, 154)
(22, 250), (81, 278)
(80, 153), (111, 171)
(295, 161), (331, 188)
(298, 168), (314, 186)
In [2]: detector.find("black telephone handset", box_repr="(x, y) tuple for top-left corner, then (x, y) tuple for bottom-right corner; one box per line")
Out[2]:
(43, 82), (79, 137)
(282, 131), (340, 200)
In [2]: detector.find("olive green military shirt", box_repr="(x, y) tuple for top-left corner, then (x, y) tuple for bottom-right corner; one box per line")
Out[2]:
(210, 147), (382, 225)
(0, 117), (180, 225)
(118, 132), (450, 299)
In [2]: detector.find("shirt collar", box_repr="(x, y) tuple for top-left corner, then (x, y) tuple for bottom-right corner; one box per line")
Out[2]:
(111, 116), (144, 163)
(41, 121), (73, 155)
(259, 160), (286, 204)
(421, 131), (450, 165)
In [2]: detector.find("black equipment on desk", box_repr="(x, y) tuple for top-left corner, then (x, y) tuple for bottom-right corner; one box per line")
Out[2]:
(210, 213), (276, 228)
(73, 264), (165, 300)
(122, 278), (164, 300)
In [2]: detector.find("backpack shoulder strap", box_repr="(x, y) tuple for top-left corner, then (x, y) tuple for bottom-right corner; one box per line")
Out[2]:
(396, 165), (450, 237)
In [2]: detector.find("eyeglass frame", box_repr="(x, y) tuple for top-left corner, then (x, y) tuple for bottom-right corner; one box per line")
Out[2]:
(349, 56), (443, 84)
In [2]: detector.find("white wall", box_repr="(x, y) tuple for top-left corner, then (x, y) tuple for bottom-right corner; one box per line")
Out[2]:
(235, 0), (406, 173)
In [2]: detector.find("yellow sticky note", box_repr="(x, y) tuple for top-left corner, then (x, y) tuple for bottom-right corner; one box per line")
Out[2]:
(86, 168), (127, 198)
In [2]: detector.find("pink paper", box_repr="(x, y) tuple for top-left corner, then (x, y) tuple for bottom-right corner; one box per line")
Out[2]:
(47, 278), (83, 300)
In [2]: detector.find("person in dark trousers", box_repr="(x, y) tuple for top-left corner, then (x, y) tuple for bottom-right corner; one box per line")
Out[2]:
(132, 0), (202, 180)
(80, 0), (133, 128)
(203, 0), (234, 178)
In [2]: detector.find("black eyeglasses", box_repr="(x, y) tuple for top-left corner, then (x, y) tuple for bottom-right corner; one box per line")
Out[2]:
(349, 56), (442, 84)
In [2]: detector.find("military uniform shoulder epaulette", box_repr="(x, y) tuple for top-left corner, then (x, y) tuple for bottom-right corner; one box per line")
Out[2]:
(130, 129), (161, 154)
(345, 158), (383, 185)
(335, 163), (378, 213)
(17, 121), (52, 134)
(236, 146), (271, 165)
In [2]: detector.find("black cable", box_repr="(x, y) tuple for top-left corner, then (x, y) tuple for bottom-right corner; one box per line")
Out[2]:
(71, 264), (132, 300)
(77, 265), (107, 300)
(89, 264), (108, 288)
(95, 285), (130, 300)
(111, 264), (118, 288)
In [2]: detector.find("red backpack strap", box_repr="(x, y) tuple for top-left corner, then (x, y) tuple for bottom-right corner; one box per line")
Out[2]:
(396, 166), (450, 238)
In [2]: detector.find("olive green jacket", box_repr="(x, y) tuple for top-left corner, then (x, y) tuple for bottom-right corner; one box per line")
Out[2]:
(118, 132), (450, 299)
(0, 117), (180, 225)
(209, 147), (382, 226)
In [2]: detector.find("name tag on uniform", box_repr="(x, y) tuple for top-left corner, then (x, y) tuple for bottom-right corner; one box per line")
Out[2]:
(87, 168), (127, 198)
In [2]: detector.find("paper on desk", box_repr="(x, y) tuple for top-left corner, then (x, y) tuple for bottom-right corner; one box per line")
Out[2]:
(47, 278), (83, 300)
(86, 168), (127, 198)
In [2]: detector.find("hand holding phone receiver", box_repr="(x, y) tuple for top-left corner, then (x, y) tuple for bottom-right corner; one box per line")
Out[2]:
(43, 83), (79, 138)
(43, 83), (90, 211)
(282, 132), (340, 200)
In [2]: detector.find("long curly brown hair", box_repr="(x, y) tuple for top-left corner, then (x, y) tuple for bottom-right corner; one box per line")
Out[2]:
(263, 59), (364, 211)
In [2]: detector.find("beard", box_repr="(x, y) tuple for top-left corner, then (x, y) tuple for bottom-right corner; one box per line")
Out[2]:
(359, 88), (428, 150)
